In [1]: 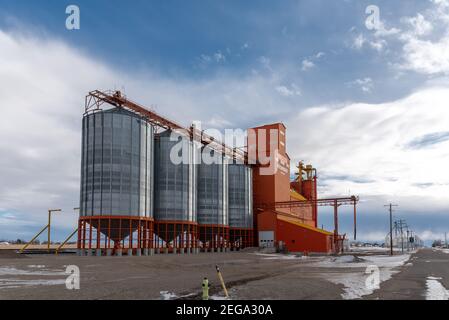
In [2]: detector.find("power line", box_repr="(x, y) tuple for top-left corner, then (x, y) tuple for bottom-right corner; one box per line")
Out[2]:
(384, 204), (398, 256)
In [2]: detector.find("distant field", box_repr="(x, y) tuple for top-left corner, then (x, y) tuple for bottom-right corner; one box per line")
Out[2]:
(0, 244), (77, 250)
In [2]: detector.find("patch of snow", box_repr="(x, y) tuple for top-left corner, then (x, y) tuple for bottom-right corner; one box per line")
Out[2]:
(309, 254), (410, 269)
(253, 253), (308, 260)
(210, 295), (230, 300)
(309, 254), (411, 300)
(0, 266), (67, 290)
(160, 291), (178, 300)
(0, 267), (64, 276)
(0, 279), (66, 289)
(426, 277), (449, 300)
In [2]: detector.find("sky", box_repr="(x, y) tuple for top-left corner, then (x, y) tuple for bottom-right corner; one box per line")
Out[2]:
(0, 0), (449, 244)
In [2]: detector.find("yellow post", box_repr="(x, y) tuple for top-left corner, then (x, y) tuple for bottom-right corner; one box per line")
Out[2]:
(47, 210), (51, 252)
(19, 225), (48, 253)
(202, 277), (209, 300)
(216, 265), (229, 298)
(47, 209), (61, 252)
(55, 228), (78, 255)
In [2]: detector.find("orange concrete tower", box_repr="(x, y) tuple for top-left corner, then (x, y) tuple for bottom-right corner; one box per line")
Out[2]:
(249, 123), (291, 208)
(250, 123), (334, 253)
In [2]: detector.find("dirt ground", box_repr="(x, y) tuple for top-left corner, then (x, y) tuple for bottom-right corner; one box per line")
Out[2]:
(0, 248), (424, 300)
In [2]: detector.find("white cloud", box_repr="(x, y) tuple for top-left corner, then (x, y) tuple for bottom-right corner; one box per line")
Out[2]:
(352, 34), (366, 50)
(286, 87), (449, 210)
(301, 59), (315, 71)
(0, 29), (299, 234)
(258, 55), (272, 71)
(349, 1), (449, 73)
(373, 21), (401, 38)
(2, 25), (449, 240)
(369, 39), (387, 52)
(401, 36), (449, 74)
(346, 77), (374, 93)
(275, 84), (301, 97)
(213, 51), (226, 63)
(402, 13), (433, 37)
(396, 1), (449, 74)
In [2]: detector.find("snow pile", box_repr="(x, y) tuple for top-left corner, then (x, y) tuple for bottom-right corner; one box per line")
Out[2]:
(308, 254), (411, 300)
(0, 278), (66, 289)
(426, 277), (449, 300)
(310, 254), (410, 269)
(0, 266), (65, 276)
(253, 253), (310, 260)
(0, 266), (67, 290)
(160, 291), (178, 300)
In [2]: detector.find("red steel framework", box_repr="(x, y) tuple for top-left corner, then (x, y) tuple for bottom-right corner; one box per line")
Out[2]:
(78, 216), (154, 255)
(79, 90), (254, 254)
(257, 196), (359, 252)
(198, 225), (230, 251)
(153, 221), (198, 253)
(85, 90), (247, 163)
(230, 228), (254, 250)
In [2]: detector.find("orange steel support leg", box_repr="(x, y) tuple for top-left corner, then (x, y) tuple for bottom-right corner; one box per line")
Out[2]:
(77, 219), (82, 249)
(353, 201), (357, 240)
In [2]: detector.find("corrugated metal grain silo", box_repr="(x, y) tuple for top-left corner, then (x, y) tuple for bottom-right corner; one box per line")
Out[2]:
(79, 108), (154, 256)
(197, 147), (229, 251)
(228, 163), (254, 249)
(153, 129), (199, 253)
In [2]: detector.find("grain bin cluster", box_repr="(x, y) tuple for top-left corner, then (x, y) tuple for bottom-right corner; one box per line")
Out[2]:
(77, 90), (358, 257)
(78, 106), (253, 256)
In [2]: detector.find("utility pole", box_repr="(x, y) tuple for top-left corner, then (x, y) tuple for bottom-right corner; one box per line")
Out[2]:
(406, 229), (410, 252)
(396, 220), (407, 254)
(443, 232), (447, 248)
(385, 204), (398, 256)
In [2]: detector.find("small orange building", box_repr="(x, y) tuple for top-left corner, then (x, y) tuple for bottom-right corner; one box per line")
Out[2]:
(250, 123), (334, 254)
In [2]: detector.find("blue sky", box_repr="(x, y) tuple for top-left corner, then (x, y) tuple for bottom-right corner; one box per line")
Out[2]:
(1, 0), (449, 244)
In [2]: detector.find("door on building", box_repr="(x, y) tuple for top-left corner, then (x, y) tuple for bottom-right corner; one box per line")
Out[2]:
(259, 231), (275, 248)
